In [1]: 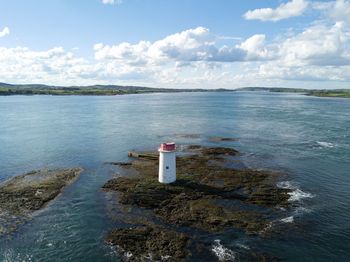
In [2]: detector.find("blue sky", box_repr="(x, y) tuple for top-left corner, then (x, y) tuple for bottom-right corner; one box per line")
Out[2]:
(0, 0), (350, 89)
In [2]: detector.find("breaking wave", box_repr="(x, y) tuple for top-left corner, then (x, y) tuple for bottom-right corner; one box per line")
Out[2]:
(212, 240), (237, 261)
(277, 181), (314, 202)
(277, 181), (314, 224)
(288, 188), (314, 202)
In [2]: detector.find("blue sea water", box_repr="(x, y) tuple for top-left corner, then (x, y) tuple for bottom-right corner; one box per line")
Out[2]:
(0, 91), (349, 261)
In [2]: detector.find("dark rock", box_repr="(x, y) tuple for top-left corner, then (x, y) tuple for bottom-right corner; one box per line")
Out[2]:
(103, 144), (292, 259)
(0, 168), (83, 235)
(200, 146), (239, 156)
(103, 145), (291, 234)
(104, 162), (132, 166)
(106, 225), (190, 261)
(208, 137), (238, 143)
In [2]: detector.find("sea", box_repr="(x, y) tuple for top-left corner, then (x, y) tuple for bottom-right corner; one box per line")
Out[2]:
(0, 91), (349, 261)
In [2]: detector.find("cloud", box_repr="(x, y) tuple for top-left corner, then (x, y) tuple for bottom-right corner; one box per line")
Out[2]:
(328, 0), (350, 23)
(0, 27), (10, 38)
(101, 0), (122, 5)
(94, 27), (272, 65)
(83, 22), (350, 86)
(0, 45), (155, 86)
(0, 46), (89, 82)
(244, 0), (308, 21)
(277, 22), (350, 67)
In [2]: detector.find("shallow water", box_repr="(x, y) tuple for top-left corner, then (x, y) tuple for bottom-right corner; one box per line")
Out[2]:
(0, 91), (349, 261)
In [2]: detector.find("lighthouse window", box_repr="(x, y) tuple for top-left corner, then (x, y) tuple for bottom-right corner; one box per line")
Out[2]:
(166, 166), (169, 170)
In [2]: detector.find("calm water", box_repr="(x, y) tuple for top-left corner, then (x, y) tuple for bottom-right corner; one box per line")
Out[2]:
(0, 92), (349, 261)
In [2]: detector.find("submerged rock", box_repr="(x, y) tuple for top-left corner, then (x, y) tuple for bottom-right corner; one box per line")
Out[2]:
(0, 168), (83, 235)
(208, 137), (238, 143)
(104, 161), (132, 166)
(103, 145), (291, 260)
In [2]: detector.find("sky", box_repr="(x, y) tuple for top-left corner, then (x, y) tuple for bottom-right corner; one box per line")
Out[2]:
(0, 0), (350, 89)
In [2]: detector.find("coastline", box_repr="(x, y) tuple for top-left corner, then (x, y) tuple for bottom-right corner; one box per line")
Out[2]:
(1, 82), (349, 98)
(0, 83), (233, 96)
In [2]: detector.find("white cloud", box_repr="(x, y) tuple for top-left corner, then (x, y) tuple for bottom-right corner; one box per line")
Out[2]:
(244, 0), (308, 21)
(329, 0), (350, 23)
(311, 0), (350, 23)
(101, 0), (122, 5)
(0, 46), (90, 83)
(239, 34), (277, 60)
(0, 45), (155, 86)
(94, 27), (272, 65)
(236, 0), (350, 86)
(0, 27), (10, 38)
(278, 22), (350, 67)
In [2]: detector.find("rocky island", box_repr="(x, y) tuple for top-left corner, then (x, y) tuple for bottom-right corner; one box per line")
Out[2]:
(103, 143), (293, 261)
(0, 168), (83, 235)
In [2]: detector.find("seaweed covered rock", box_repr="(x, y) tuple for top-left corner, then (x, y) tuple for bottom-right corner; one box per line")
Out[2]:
(106, 225), (190, 261)
(0, 168), (83, 235)
(103, 145), (292, 260)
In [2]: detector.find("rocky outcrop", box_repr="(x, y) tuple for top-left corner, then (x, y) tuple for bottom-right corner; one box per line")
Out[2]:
(103, 145), (291, 260)
(0, 168), (83, 235)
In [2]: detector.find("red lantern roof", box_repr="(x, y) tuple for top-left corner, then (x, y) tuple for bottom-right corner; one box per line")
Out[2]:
(160, 142), (176, 152)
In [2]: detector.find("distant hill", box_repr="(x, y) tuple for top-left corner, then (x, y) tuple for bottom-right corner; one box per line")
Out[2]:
(0, 82), (232, 96)
(0, 82), (159, 91)
(1, 83), (349, 98)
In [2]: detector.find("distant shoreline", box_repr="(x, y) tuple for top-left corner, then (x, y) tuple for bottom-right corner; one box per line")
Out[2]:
(236, 87), (350, 98)
(0, 82), (349, 98)
(0, 82), (232, 96)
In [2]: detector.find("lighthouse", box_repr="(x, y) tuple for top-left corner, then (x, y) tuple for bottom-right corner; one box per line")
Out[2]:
(158, 142), (176, 184)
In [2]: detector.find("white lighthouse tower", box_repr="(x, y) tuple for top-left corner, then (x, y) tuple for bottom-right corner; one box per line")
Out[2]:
(158, 142), (176, 184)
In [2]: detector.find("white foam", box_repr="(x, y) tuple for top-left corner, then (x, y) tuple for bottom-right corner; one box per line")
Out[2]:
(280, 216), (294, 223)
(280, 206), (312, 223)
(316, 141), (335, 148)
(288, 188), (314, 202)
(277, 181), (314, 202)
(211, 240), (237, 261)
(125, 251), (133, 259)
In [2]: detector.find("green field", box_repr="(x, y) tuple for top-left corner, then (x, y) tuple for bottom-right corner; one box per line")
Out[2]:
(307, 90), (350, 98)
